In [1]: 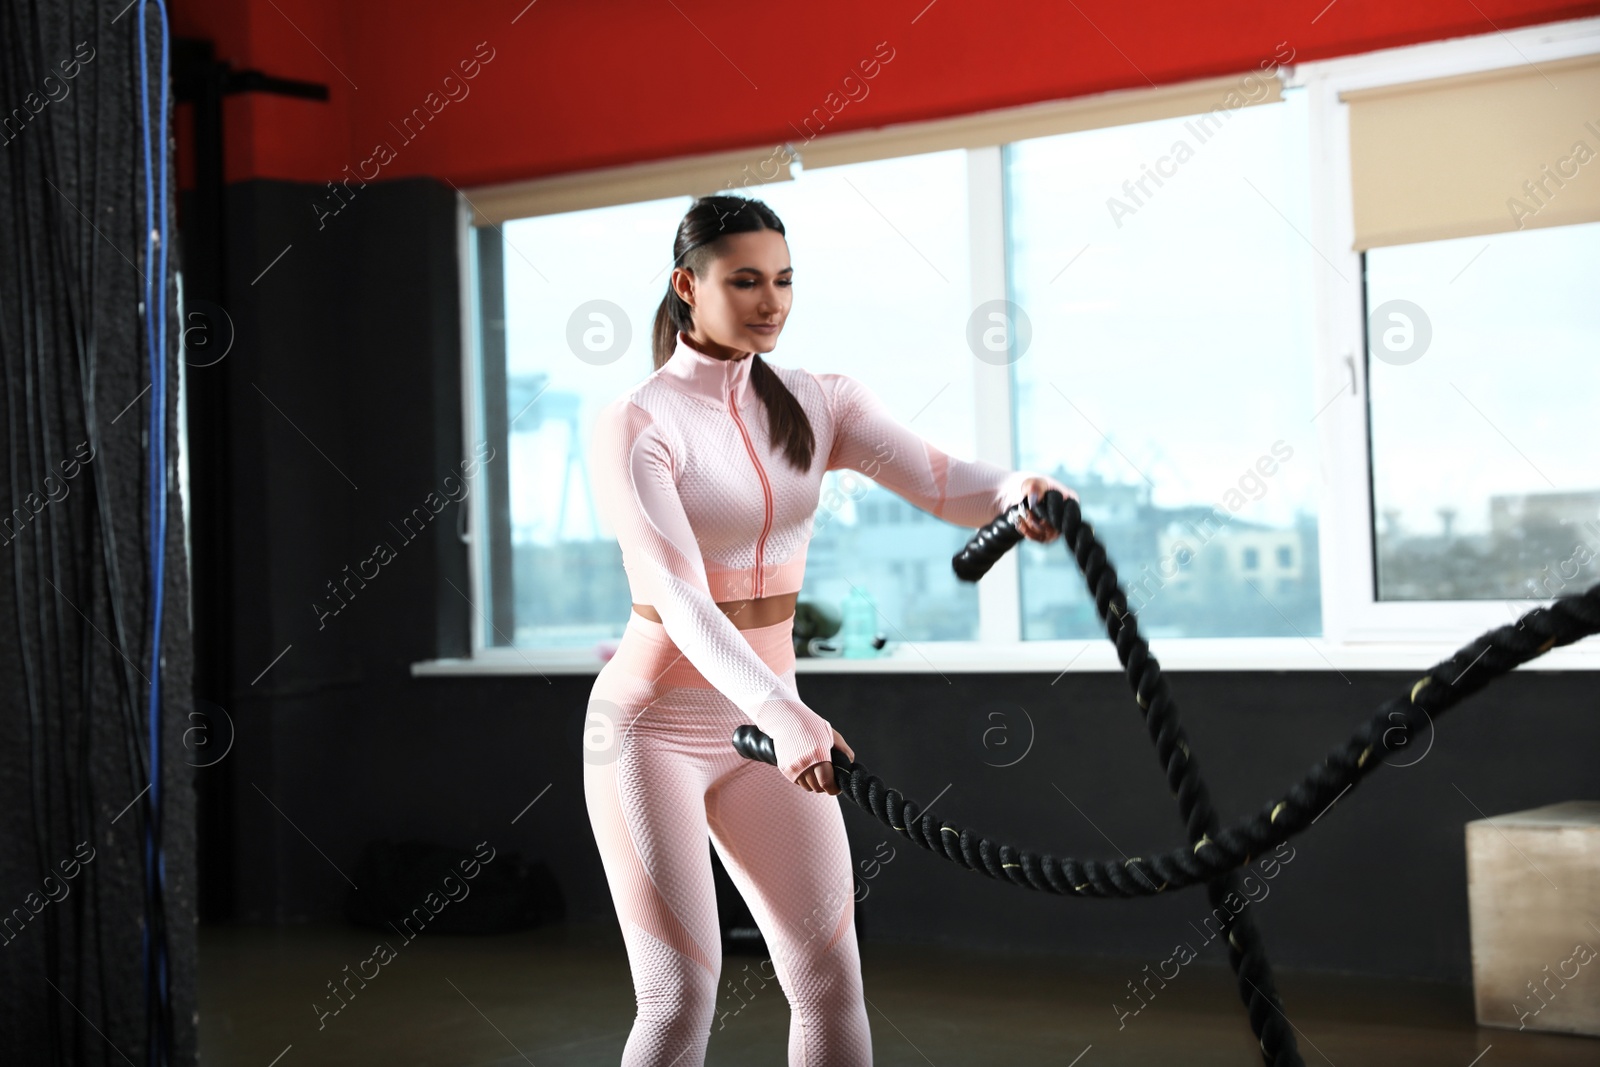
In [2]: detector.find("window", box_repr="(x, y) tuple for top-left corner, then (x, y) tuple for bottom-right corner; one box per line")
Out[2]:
(472, 151), (991, 648)
(439, 15), (1600, 672)
(1365, 222), (1600, 602)
(1007, 92), (1322, 640)
(471, 195), (694, 648)
(1300, 20), (1600, 652)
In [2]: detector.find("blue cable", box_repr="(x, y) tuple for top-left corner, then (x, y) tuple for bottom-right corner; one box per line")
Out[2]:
(136, 3), (171, 1064)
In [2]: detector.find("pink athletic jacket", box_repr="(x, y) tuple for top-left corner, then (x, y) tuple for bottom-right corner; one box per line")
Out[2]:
(590, 330), (1055, 783)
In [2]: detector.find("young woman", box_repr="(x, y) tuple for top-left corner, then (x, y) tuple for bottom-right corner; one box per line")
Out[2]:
(585, 194), (1076, 1066)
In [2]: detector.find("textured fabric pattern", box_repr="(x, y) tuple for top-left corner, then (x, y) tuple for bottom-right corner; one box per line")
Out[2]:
(590, 330), (1042, 782)
(584, 611), (872, 1066)
(814, 369), (1035, 527)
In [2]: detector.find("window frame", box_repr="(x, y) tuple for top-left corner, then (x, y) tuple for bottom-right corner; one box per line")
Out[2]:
(1287, 15), (1600, 661)
(413, 15), (1600, 678)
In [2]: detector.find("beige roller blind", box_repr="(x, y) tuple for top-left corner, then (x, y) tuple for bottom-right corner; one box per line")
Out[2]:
(465, 70), (1283, 225)
(794, 72), (1282, 170)
(1343, 53), (1600, 250)
(464, 146), (796, 226)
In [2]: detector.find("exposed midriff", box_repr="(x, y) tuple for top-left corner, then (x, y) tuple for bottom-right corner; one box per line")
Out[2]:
(631, 591), (798, 631)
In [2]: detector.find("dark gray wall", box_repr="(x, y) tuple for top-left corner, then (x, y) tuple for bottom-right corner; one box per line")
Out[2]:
(215, 174), (1600, 985)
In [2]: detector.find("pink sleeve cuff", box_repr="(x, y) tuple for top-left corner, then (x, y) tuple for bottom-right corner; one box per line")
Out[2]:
(756, 692), (837, 783)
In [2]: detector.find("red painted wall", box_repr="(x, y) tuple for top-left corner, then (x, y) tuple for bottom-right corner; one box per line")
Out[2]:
(170, 1), (1600, 191)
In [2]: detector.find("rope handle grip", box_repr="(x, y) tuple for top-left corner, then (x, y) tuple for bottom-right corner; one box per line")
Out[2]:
(951, 490), (1067, 583)
(731, 723), (852, 771)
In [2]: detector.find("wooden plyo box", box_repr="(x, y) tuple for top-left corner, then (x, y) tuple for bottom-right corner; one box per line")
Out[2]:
(1466, 800), (1600, 1036)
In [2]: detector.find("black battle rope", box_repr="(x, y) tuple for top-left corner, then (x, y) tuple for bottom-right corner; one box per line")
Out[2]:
(732, 490), (1600, 1066)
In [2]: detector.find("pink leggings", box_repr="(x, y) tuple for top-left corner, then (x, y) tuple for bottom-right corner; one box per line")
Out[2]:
(583, 610), (872, 1066)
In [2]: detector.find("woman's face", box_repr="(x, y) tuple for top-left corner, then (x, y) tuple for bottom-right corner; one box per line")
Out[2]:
(672, 228), (792, 358)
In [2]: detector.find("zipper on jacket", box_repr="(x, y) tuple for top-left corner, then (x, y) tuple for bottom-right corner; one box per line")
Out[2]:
(726, 389), (773, 598)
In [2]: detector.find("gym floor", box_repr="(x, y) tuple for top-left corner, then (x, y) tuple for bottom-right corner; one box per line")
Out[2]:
(199, 921), (1596, 1066)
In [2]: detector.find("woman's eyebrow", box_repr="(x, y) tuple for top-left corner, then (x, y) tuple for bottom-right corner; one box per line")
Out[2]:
(728, 266), (794, 276)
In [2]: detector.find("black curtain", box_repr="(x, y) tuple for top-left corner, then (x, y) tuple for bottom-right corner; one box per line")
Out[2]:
(0, 2), (196, 1064)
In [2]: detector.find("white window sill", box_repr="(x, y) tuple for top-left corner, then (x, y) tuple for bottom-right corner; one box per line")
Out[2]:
(411, 637), (1600, 677)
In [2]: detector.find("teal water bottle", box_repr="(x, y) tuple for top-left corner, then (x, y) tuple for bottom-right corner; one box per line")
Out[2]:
(840, 588), (878, 659)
